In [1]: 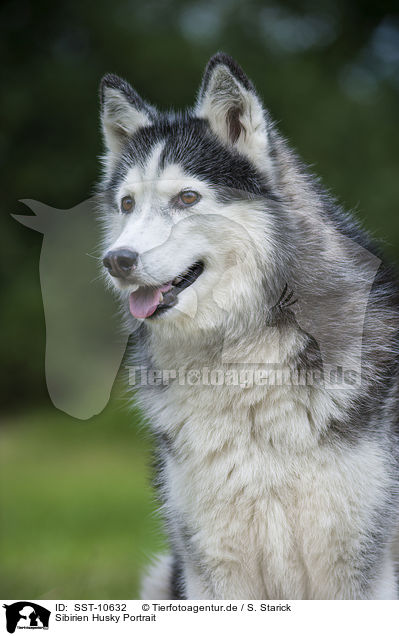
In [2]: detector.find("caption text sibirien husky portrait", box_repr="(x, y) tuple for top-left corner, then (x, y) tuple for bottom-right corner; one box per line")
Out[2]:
(98, 53), (399, 599)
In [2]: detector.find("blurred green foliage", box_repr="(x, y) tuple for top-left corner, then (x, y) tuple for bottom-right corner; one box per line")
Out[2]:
(0, 396), (166, 599)
(1, 0), (399, 599)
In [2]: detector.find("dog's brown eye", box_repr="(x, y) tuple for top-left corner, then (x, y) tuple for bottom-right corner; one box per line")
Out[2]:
(179, 190), (200, 206)
(121, 195), (134, 213)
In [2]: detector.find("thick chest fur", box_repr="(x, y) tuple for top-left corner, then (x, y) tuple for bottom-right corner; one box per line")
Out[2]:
(143, 380), (393, 599)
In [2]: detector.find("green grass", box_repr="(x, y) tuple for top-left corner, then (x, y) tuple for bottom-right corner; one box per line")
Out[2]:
(0, 398), (167, 599)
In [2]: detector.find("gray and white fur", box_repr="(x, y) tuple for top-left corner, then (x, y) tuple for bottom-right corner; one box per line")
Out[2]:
(97, 53), (399, 599)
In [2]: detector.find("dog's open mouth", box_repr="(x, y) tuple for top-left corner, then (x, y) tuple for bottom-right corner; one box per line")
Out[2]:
(128, 261), (204, 319)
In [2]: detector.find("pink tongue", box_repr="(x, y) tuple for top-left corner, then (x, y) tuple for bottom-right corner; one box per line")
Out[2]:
(129, 283), (172, 319)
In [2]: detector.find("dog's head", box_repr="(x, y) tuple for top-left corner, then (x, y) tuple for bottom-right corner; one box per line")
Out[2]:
(99, 53), (286, 329)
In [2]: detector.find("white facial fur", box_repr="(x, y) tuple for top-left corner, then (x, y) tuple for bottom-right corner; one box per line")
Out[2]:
(102, 144), (275, 328)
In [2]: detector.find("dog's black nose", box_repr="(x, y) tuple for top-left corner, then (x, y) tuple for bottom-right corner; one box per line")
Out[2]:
(103, 249), (139, 278)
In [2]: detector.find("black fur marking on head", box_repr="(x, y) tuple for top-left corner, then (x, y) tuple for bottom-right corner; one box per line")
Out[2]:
(104, 113), (275, 202)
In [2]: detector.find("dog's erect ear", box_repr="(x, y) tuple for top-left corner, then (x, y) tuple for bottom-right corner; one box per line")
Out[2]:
(195, 53), (270, 170)
(100, 74), (155, 154)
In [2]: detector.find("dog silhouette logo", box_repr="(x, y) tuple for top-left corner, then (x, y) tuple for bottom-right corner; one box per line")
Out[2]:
(2, 602), (50, 633)
(13, 197), (129, 419)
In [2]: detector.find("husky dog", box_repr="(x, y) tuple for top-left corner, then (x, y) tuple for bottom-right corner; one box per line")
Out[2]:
(98, 53), (399, 599)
